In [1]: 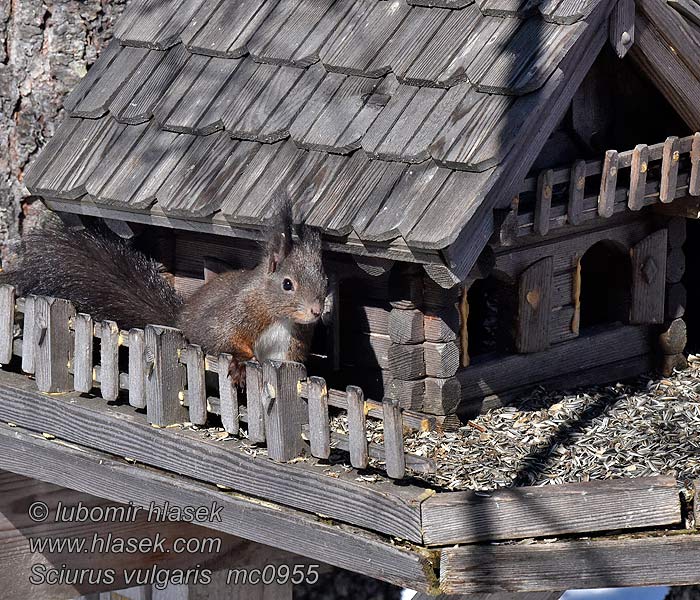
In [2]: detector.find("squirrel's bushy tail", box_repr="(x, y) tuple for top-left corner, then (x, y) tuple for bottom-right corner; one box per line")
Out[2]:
(1, 225), (183, 330)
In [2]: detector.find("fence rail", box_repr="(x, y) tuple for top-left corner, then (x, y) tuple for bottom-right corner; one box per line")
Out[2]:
(510, 132), (700, 238)
(3, 287), (433, 479)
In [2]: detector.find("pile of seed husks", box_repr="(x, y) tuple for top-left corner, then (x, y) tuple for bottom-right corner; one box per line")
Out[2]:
(397, 356), (700, 491)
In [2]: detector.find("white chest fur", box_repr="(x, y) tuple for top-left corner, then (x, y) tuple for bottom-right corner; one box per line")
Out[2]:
(254, 319), (294, 362)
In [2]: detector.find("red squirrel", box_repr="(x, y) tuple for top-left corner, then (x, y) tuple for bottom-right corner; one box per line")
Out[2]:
(3, 202), (329, 377)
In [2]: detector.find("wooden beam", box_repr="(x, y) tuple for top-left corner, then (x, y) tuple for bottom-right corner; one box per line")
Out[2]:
(0, 424), (438, 593)
(411, 593), (563, 600)
(0, 470), (295, 600)
(609, 0), (635, 57)
(0, 370), (427, 543)
(440, 532), (700, 593)
(421, 476), (680, 545)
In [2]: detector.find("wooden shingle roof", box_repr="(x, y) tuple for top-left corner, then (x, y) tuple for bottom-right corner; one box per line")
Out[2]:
(25, 0), (613, 275)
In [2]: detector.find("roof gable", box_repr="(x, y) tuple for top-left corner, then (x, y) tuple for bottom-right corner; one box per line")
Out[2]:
(26, 0), (610, 273)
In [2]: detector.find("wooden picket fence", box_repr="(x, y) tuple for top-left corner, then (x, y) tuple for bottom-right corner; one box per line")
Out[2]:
(0, 285), (434, 479)
(508, 132), (700, 238)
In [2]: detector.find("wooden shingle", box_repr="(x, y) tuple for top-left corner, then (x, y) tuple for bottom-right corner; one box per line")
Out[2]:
(63, 41), (121, 113)
(248, 0), (348, 67)
(478, 0), (541, 18)
(111, 45), (188, 124)
(540, 0), (598, 24)
(182, 0), (279, 58)
(115, 0), (205, 49)
(71, 46), (150, 118)
(319, 0), (411, 77)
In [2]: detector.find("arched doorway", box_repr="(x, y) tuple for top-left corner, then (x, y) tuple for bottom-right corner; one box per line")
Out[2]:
(579, 240), (632, 330)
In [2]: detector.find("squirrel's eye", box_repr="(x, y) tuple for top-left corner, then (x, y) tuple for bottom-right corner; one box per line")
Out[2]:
(282, 278), (294, 291)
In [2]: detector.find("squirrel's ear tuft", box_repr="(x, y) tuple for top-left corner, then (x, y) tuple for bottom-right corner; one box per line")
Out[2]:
(266, 193), (294, 273)
(298, 224), (322, 257)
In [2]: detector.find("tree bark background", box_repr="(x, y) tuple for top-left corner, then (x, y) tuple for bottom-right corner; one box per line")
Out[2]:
(0, 0), (128, 266)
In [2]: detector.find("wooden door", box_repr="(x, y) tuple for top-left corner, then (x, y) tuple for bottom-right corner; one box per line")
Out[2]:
(630, 229), (668, 324)
(516, 256), (554, 353)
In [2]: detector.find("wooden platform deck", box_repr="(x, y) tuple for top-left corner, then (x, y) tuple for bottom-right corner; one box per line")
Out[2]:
(2, 365), (700, 595)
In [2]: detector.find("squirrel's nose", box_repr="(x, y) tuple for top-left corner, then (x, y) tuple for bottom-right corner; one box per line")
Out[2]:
(310, 302), (322, 318)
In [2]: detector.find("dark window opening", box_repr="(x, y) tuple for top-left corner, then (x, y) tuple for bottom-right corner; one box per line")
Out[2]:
(467, 276), (517, 358)
(579, 240), (631, 330)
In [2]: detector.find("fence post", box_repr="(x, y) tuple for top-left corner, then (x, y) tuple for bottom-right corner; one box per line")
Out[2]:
(218, 353), (240, 435)
(382, 396), (406, 479)
(128, 328), (146, 409)
(34, 296), (75, 393)
(245, 361), (265, 444)
(73, 313), (94, 393)
(0, 284), (15, 364)
(21, 295), (36, 374)
(347, 385), (369, 469)
(100, 320), (120, 401)
(262, 360), (306, 462)
(144, 325), (187, 426)
(307, 376), (330, 459)
(183, 344), (206, 425)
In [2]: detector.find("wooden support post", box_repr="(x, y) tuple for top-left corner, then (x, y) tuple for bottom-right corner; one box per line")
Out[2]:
(262, 361), (306, 462)
(20, 295), (36, 374)
(127, 328), (146, 409)
(218, 353), (240, 435)
(382, 397), (405, 480)
(144, 325), (187, 427)
(346, 385), (369, 470)
(598, 150), (618, 217)
(34, 296), (75, 393)
(660, 136), (680, 203)
(690, 132), (700, 196)
(567, 159), (586, 225)
(0, 285), (15, 365)
(245, 361), (265, 444)
(73, 314), (93, 393)
(100, 320), (120, 401)
(307, 376), (330, 459)
(609, 0), (635, 57)
(534, 169), (553, 236)
(184, 344), (206, 425)
(628, 144), (649, 210)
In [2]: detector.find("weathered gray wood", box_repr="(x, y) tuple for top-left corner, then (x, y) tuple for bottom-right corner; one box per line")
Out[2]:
(263, 361), (307, 462)
(423, 377), (462, 415)
(424, 308), (459, 343)
(630, 229), (668, 324)
(382, 397), (405, 479)
(144, 325), (187, 426)
(306, 376), (330, 459)
(127, 328), (146, 409)
(0, 285), (15, 365)
(628, 144), (649, 210)
(659, 318), (687, 355)
(690, 132), (700, 196)
(668, 0), (700, 26)
(660, 136), (680, 203)
(567, 159), (586, 226)
(440, 532), (700, 593)
(346, 385), (368, 470)
(516, 257), (553, 353)
(245, 361), (265, 444)
(534, 169), (553, 236)
(0, 423), (435, 593)
(389, 378), (425, 410)
(598, 150), (618, 217)
(184, 344), (206, 425)
(0, 370), (426, 543)
(99, 320), (120, 401)
(424, 341), (460, 378)
(34, 296), (76, 393)
(412, 594), (562, 600)
(422, 475), (680, 545)
(72, 313), (94, 393)
(388, 343), (425, 380)
(609, 0), (635, 57)
(218, 353), (240, 435)
(20, 295), (36, 374)
(389, 308), (425, 344)
(694, 480), (700, 528)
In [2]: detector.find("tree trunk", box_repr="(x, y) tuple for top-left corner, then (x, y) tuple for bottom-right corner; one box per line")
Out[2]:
(0, 0), (128, 266)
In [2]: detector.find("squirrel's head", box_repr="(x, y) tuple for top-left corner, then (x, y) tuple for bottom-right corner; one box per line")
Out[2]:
(263, 200), (328, 325)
